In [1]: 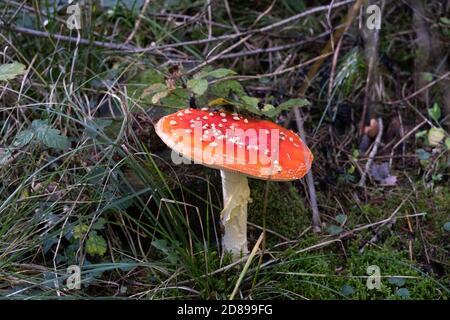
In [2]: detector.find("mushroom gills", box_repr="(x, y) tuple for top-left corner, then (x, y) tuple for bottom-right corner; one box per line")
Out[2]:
(220, 170), (251, 258)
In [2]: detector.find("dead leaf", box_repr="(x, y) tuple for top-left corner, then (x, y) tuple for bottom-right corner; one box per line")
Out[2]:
(369, 162), (397, 186)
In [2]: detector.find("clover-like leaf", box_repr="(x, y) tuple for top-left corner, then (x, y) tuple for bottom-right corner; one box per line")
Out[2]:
(73, 224), (90, 240)
(327, 224), (344, 235)
(443, 222), (450, 232)
(389, 276), (406, 286)
(86, 232), (107, 256)
(395, 288), (410, 299)
(340, 284), (355, 297)
(335, 214), (347, 225)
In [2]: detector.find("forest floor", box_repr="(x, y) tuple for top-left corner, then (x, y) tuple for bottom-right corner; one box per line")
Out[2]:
(0, 0), (449, 299)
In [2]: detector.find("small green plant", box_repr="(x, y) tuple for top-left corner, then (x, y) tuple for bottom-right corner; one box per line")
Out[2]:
(129, 67), (310, 119)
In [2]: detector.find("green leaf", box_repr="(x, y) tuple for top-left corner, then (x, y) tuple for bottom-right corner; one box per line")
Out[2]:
(42, 128), (69, 150)
(443, 222), (450, 232)
(187, 78), (208, 96)
(152, 239), (169, 252)
(335, 214), (347, 225)
(207, 68), (236, 78)
(92, 218), (107, 230)
(277, 98), (310, 111)
(0, 62), (26, 81)
(260, 104), (277, 117)
(395, 288), (410, 299)
(415, 130), (427, 139)
(0, 149), (12, 166)
(210, 79), (245, 98)
(86, 232), (107, 256)
(445, 138), (450, 150)
(327, 224), (344, 235)
(440, 17), (450, 25)
(421, 72), (433, 83)
(12, 130), (34, 148)
(389, 276), (406, 286)
(244, 98), (310, 118)
(428, 103), (441, 124)
(240, 96), (261, 114)
(31, 119), (48, 130)
(152, 239), (179, 264)
(32, 120), (69, 150)
(160, 88), (189, 108)
(416, 148), (431, 160)
(193, 70), (209, 79)
(428, 127), (445, 146)
(73, 224), (90, 240)
(138, 69), (165, 85)
(340, 284), (355, 297)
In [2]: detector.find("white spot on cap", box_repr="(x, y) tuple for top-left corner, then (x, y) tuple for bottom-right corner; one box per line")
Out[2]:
(184, 109), (192, 114)
(220, 113), (226, 117)
(203, 116), (208, 120)
(209, 142), (218, 148)
(222, 119), (227, 123)
(233, 116), (240, 121)
(244, 119), (249, 123)
(169, 120), (177, 125)
(201, 107), (208, 111)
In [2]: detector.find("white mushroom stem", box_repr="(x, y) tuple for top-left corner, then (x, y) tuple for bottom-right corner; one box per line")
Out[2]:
(220, 170), (250, 258)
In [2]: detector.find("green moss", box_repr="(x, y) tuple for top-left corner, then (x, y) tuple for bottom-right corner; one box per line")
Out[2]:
(253, 245), (447, 300)
(248, 181), (310, 240)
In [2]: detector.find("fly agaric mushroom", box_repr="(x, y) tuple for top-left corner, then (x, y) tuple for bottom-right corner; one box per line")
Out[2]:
(155, 108), (313, 258)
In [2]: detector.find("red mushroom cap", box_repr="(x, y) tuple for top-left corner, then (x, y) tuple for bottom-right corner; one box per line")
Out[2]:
(155, 108), (313, 181)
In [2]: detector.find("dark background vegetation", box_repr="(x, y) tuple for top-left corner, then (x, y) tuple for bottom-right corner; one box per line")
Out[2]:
(0, 0), (449, 299)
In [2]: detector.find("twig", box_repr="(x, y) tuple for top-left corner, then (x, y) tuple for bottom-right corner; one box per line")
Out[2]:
(216, 30), (333, 60)
(293, 110), (321, 232)
(1, 0), (355, 54)
(388, 120), (427, 169)
(186, 34), (253, 75)
(384, 71), (450, 105)
(358, 118), (383, 187)
(125, 0), (151, 44)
